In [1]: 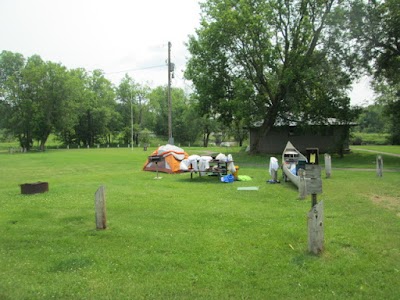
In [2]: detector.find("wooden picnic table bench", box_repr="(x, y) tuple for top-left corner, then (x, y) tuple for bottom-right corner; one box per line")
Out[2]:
(189, 159), (232, 179)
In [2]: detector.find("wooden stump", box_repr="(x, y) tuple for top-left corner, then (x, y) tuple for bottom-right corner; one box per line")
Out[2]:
(95, 186), (107, 230)
(308, 201), (324, 255)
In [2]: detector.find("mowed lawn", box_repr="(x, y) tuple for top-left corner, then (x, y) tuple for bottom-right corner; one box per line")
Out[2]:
(0, 147), (399, 299)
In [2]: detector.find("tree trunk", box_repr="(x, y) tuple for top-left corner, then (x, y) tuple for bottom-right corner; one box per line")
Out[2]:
(39, 131), (50, 151)
(250, 120), (274, 154)
(19, 132), (32, 151)
(203, 132), (210, 147)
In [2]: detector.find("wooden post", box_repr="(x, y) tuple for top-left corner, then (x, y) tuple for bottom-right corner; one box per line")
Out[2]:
(311, 194), (317, 207)
(376, 155), (383, 177)
(298, 169), (307, 200)
(95, 186), (107, 230)
(308, 201), (324, 255)
(304, 150), (324, 255)
(324, 153), (331, 178)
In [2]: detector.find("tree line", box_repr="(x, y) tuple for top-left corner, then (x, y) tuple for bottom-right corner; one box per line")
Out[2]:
(0, 51), (233, 151)
(1, 0), (399, 152)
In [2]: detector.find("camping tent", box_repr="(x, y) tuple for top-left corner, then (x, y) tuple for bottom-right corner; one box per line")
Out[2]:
(143, 144), (189, 174)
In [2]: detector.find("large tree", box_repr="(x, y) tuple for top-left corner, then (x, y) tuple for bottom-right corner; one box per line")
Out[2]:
(0, 52), (77, 150)
(74, 70), (116, 147)
(147, 86), (201, 145)
(350, 0), (400, 144)
(186, 0), (360, 153)
(0, 51), (28, 147)
(116, 75), (151, 145)
(27, 58), (73, 150)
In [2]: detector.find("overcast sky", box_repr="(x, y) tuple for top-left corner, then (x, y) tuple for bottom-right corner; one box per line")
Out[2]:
(0, 0), (374, 106)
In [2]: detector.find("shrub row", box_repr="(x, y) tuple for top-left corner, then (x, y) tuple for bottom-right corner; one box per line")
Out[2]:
(350, 132), (390, 145)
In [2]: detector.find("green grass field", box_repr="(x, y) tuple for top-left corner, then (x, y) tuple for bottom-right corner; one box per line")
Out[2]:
(1, 146), (399, 299)
(352, 145), (400, 155)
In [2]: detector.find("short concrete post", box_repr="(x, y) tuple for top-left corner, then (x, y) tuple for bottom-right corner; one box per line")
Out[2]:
(298, 169), (307, 200)
(324, 153), (331, 178)
(376, 155), (383, 177)
(95, 186), (107, 230)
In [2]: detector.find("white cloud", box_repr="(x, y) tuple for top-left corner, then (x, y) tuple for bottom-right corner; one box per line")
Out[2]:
(349, 76), (376, 106)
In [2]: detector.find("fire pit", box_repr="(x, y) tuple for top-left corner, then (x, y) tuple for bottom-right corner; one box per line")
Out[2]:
(20, 182), (49, 194)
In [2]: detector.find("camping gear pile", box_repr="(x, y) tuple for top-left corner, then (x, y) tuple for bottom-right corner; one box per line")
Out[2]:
(143, 145), (237, 180)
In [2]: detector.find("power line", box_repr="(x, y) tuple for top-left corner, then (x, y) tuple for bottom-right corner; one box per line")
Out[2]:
(105, 64), (166, 75)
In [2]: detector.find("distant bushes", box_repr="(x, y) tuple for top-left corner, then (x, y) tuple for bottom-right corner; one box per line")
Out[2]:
(351, 132), (390, 145)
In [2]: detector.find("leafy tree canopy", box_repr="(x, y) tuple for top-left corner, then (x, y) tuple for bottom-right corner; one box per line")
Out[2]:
(349, 0), (400, 144)
(186, 0), (362, 152)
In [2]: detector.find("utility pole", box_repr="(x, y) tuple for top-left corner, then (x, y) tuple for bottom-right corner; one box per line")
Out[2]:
(130, 91), (134, 151)
(167, 41), (174, 145)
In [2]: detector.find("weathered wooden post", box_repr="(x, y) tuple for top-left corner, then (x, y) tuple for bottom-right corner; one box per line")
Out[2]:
(298, 168), (307, 200)
(376, 155), (383, 177)
(324, 153), (332, 178)
(308, 200), (324, 254)
(305, 148), (324, 255)
(95, 186), (107, 230)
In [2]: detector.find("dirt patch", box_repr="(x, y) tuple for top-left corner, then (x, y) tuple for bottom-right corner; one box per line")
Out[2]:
(370, 194), (400, 216)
